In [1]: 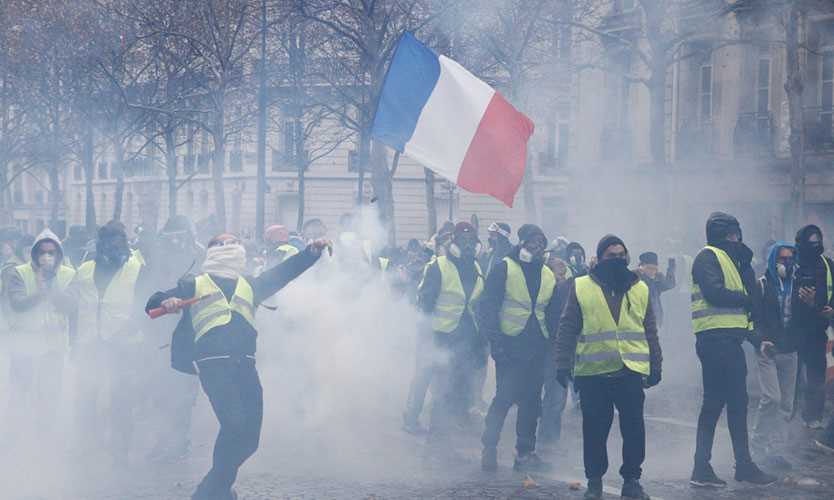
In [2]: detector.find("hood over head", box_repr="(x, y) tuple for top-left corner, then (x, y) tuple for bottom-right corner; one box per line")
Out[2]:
(596, 234), (628, 261)
(795, 224), (823, 247)
(767, 241), (795, 280)
(706, 211), (742, 246)
(30, 228), (64, 265)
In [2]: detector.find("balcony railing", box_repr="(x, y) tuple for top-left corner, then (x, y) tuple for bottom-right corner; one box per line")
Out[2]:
(804, 106), (834, 153)
(733, 112), (773, 158)
(676, 120), (715, 161)
(600, 125), (632, 162)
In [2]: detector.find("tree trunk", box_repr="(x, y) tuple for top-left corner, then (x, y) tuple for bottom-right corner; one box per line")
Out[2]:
(785, 5), (806, 226)
(0, 62), (8, 225)
(370, 141), (395, 245)
(255, 0), (267, 241)
(112, 139), (125, 222)
(295, 118), (305, 232)
(165, 129), (178, 219)
(649, 71), (667, 166)
(212, 107), (227, 230)
(83, 125), (96, 234)
(357, 127), (370, 205)
(424, 168), (437, 237)
(48, 163), (61, 230)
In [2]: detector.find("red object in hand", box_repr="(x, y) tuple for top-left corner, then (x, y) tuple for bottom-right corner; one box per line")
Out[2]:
(147, 295), (209, 319)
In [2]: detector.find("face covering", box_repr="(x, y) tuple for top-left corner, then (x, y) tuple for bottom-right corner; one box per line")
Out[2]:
(203, 244), (247, 279)
(776, 263), (792, 279)
(519, 247), (534, 263)
(448, 243), (462, 258)
(593, 257), (632, 292)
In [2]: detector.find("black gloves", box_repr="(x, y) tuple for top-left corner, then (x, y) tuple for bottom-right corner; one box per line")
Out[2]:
(556, 369), (573, 388)
(644, 370), (661, 389)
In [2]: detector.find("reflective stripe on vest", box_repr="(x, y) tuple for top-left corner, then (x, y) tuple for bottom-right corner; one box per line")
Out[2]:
(75, 254), (143, 340)
(574, 276), (651, 376)
(10, 263), (75, 332)
(823, 257), (833, 303)
(191, 274), (256, 341)
(499, 257), (556, 338)
(425, 256), (484, 334)
(691, 246), (750, 334)
(276, 244), (299, 263)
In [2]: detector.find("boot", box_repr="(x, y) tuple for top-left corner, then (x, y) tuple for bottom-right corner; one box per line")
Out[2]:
(690, 462), (727, 488)
(481, 447), (498, 473)
(734, 461), (777, 485)
(513, 451), (552, 473)
(620, 479), (650, 500)
(583, 478), (603, 500)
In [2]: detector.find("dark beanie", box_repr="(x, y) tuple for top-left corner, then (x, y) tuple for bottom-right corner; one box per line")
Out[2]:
(639, 251), (658, 265)
(518, 224), (547, 245)
(596, 234), (627, 260)
(453, 221), (476, 238)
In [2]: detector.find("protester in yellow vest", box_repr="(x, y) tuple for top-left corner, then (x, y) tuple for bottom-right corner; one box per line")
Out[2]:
(1, 229), (76, 443)
(412, 222), (484, 456)
(689, 212), (776, 488)
(145, 233), (328, 500)
(553, 235), (660, 500)
(792, 225), (834, 432)
(265, 224), (299, 267)
(478, 224), (559, 474)
(68, 220), (150, 468)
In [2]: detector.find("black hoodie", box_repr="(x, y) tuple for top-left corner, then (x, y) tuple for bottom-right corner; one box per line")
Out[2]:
(792, 224), (834, 332)
(691, 212), (761, 341)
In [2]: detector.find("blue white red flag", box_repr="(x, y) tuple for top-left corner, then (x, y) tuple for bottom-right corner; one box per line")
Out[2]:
(371, 33), (534, 207)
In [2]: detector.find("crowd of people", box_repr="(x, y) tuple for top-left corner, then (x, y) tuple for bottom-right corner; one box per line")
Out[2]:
(2, 210), (834, 500)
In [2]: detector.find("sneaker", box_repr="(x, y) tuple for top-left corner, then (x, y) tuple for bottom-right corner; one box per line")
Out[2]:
(734, 462), (778, 485)
(761, 454), (792, 471)
(814, 437), (834, 454)
(481, 447), (498, 473)
(621, 478), (650, 500)
(584, 478), (603, 500)
(690, 463), (727, 488)
(804, 419), (824, 430)
(513, 451), (552, 473)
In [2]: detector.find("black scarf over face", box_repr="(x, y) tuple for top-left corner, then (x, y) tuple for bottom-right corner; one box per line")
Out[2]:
(796, 224), (824, 266)
(592, 258), (633, 294)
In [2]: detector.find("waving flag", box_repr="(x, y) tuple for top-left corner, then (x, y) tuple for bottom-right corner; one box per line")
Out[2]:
(371, 33), (534, 207)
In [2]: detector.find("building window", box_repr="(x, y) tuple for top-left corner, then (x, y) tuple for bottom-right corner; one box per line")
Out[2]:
(98, 161), (109, 180)
(756, 57), (771, 115)
(74, 164), (82, 181)
(700, 65), (713, 122)
(821, 51), (834, 140)
(35, 191), (45, 207)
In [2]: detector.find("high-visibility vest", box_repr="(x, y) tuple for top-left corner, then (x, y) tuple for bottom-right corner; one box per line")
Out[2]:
(499, 257), (556, 338)
(574, 276), (650, 376)
(9, 263), (75, 346)
(75, 254), (143, 341)
(276, 244), (299, 263)
(420, 256), (483, 333)
(190, 274), (256, 341)
(691, 246), (750, 334)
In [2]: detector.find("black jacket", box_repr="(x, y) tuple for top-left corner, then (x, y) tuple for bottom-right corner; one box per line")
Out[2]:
(146, 249), (319, 373)
(477, 248), (560, 362)
(553, 273), (661, 375)
(791, 255), (834, 334)
(758, 273), (799, 353)
(691, 247), (761, 342)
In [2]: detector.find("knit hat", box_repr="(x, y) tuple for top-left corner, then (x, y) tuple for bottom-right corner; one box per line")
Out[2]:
(639, 251), (658, 266)
(596, 234), (627, 260)
(518, 224), (547, 246)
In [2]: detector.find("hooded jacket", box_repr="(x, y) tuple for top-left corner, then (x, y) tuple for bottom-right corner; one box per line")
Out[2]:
(1, 229), (78, 351)
(758, 242), (798, 353)
(477, 247), (561, 363)
(792, 224), (834, 333)
(691, 212), (761, 342)
(554, 254), (662, 376)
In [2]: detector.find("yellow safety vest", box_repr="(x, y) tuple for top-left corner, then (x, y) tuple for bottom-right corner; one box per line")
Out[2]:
(75, 254), (143, 341)
(574, 276), (651, 376)
(499, 257), (556, 338)
(276, 244), (299, 263)
(420, 256), (484, 333)
(9, 263), (75, 335)
(691, 246), (750, 334)
(190, 274), (256, 341)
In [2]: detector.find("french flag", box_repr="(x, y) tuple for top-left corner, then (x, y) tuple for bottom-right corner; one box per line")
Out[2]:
(371, 33), (534, 207)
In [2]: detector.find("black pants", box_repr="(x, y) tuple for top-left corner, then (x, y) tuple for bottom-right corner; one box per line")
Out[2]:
(195, 356), (263, 497)
(481, 357), (545, 455)
(577, 372), (646, 480)
(799, 329), (828, 423)
(694, 336), (752, 467)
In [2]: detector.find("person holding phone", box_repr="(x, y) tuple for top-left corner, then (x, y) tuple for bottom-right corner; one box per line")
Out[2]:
(753, 242), (798, 470)
(792, 225), (834, 430)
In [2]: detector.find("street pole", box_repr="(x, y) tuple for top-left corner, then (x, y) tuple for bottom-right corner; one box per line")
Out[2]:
(255, 0), (267, 241)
